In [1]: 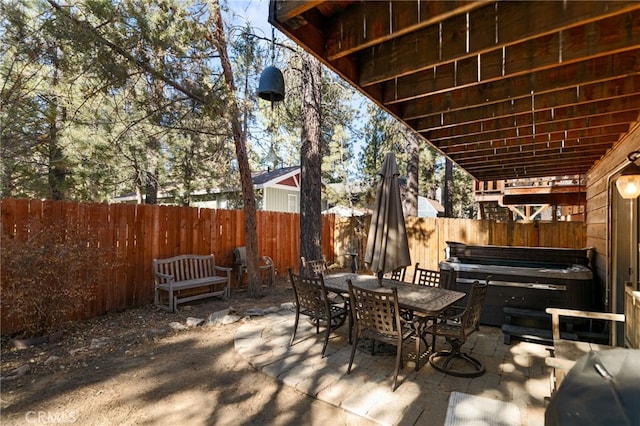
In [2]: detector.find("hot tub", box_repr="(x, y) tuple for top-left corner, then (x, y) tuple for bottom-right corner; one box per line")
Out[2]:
(440, 242), (595, 327)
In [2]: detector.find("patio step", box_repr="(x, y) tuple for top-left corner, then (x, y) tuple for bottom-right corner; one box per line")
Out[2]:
(502, 307), (584, 345)
(502, 307), (553, 345)
(502, 307), (609, 345)
(501, 324), (578, 346)
(504, 307), (552, 324)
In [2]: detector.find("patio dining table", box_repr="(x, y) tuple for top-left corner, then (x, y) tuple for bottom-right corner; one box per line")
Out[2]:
(323, 272), (466, 316)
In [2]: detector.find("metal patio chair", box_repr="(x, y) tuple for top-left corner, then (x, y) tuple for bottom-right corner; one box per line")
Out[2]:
(412, 264), (440, 287)
(389, 266), (407, 282)
(425, 280), (489, 377)
(408, 264), (458, 332)
(233, 246), (274, 287)
(288, 268), (350, 357)
(301, 256), (328, 277)
(347, 280), (416, 391)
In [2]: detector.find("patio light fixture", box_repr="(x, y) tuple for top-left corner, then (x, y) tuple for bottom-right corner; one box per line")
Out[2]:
(615, 150), (640, 199)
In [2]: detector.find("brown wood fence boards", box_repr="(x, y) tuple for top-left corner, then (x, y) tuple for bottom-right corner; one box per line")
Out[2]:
(1, 199), (586, 335)
(338, 217), (587, 280)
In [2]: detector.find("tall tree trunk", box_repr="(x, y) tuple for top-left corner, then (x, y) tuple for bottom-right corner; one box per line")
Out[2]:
(444, 158), (453, 217)
(144, 136), (160, 204)
(47, 50), (66, 200)
(144, 170), (158, 204)
(300, 53), (323, 265)
(210, 2), (261, 296)
(47, 117), (65, 200)
(405, 132), (419, 217)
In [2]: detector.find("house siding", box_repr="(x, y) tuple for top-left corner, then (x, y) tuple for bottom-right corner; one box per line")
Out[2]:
(264, 187), (299, 213)
(586, 122), (640, 310)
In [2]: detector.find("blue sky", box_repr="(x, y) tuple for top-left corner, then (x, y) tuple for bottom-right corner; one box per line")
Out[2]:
(225, 0), (273, 36)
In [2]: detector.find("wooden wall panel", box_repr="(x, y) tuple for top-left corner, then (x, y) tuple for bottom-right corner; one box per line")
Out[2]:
(586, 122), (640, 310)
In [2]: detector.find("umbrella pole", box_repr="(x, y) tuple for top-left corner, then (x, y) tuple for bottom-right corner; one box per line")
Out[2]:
(377, 271), (383, 287)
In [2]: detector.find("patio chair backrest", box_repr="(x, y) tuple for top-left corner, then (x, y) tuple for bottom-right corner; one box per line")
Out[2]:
(348, 280), (401, 342)
(288, 268), (330, 321)
(301, 256), (328, 277)
(412, 263), (442, 287)
(234, 246), (247, 266)
(411, 263), (457, 289)
(460, 281), (489, 337)
(390, 267), (407, 282)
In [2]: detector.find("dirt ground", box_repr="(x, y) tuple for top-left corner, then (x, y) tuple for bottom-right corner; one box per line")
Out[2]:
(0, 272), (374, 426)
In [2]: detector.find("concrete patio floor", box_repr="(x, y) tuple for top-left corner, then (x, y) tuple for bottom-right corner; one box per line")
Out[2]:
(234, 310), (550, 426)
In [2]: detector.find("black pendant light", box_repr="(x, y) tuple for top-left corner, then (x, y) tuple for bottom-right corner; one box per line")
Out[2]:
(258, 66), (284, 103)
(258, 28), (285, 105)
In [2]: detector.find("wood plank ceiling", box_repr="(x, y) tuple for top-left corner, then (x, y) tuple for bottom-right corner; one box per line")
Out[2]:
(268, 1), (640, 182)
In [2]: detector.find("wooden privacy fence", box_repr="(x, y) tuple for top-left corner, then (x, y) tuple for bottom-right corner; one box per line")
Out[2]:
(332, 216), (587, 280)
(1, 198), (586, 334)
(0, 199), (334, 333)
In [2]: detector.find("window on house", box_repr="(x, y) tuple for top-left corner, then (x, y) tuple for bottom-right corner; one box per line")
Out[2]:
(288, 194), (298, 213)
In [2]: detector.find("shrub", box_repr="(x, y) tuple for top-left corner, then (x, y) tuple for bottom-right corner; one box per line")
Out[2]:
(1, 222), (117, 337)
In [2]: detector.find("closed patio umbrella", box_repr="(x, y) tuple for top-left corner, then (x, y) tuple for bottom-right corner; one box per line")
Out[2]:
(364, 152), (411, 286)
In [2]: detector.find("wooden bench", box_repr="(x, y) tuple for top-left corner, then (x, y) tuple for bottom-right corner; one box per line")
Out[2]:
(153, 254), (231, 312)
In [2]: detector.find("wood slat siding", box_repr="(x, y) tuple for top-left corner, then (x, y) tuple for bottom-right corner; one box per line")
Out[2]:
(1, 198), (586, 334)
(586, 122), (640, 310)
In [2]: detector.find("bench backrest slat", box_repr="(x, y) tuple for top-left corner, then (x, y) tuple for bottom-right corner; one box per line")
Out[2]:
(153, 254), (217, 282)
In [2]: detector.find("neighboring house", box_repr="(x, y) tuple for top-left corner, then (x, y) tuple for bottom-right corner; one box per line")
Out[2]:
(112, 166), (302, 213)
(252, 166), (301, 213)
(417, 196), (444, 218)
(325, 179), (444, 218)
(474, 176), (587, 222)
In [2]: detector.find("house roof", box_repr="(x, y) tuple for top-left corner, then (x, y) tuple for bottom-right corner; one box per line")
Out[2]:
(424, 198), (445, 214)
(111, 167), (301, 203)
(268, 1), (640, 182)
(252, 166), (300, 190)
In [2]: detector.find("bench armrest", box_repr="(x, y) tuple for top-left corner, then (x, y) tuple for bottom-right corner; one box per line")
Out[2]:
(154, 271), (174, 282)
(214, 265), (232, 273)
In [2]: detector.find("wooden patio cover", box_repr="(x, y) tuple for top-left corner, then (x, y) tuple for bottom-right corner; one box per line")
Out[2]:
(268, 1), (640, 182)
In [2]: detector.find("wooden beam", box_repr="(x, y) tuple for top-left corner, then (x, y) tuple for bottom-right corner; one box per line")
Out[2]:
(324, 0), (489, 60)
(468, 165), (594, 181)
(273, 0), (324, 23)
(399, 52), (640, 120)
(454, 154), (609, 174)
(446, 140), (619, 164)
(429, 118), (632, 150)
(358, 3), (640, 87)
(425, 108), (639, 143)
(416, 76), (640, 132)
